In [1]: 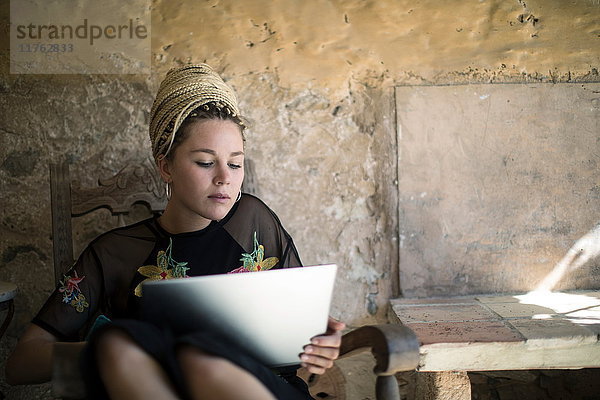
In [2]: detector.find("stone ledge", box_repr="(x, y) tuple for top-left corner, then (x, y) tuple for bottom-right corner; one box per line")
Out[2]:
(390, 290), (600, 372)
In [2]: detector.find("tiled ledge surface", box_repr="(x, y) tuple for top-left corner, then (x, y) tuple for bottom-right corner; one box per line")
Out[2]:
(389, 290), (600, 372)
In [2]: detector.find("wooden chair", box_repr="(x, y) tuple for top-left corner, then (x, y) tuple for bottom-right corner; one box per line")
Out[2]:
(48, 157), (420, 399)
(49, 157), (167, 285)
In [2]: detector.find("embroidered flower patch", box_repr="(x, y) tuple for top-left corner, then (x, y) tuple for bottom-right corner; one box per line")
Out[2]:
(59, 271), (89, 313)
(229, 232), (279, 274)
(134, 238), (190, 297)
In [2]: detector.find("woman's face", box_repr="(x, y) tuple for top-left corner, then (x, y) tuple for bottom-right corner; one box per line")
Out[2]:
(159, 119), (245, 227)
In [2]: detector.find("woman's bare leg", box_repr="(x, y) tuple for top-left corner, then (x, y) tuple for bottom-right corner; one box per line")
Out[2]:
(177, 345), (276, 400)
(95, 328), (179, 400)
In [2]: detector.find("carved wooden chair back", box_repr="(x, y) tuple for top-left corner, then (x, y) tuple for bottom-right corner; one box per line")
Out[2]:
(49, 157), (167, 286)
(49, 157), (260, 286)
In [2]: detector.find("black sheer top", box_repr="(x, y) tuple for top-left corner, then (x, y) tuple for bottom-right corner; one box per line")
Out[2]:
(33, 194), (302, 341)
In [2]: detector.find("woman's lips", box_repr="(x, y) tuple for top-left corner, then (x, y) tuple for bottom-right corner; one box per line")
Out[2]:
(208, 193), (230, 203)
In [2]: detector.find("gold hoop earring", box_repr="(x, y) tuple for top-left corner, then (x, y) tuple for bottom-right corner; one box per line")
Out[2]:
(236, 191), (242, 202)
(165, 182), (172, 200)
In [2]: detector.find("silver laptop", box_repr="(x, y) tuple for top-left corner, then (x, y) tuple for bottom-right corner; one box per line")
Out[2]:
(141, 264), (337, 367)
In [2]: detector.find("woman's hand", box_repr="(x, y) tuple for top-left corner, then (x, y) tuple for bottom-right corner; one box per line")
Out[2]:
(300, 317), (346, 375)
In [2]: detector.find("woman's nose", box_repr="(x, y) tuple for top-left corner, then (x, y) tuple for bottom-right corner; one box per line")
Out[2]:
(213, 164), (230, 185)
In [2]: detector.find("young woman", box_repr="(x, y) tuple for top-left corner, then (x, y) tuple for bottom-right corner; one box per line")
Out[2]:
(6, 64), (344, 399)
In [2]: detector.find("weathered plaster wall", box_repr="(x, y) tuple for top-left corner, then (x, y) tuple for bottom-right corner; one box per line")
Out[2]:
(396, 83), (600, 297)
(0, 0), (598, 397)
(153, 0), (599, 90)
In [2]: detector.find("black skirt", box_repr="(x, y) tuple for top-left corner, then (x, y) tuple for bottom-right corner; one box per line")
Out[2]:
(82, 319), (313, 400)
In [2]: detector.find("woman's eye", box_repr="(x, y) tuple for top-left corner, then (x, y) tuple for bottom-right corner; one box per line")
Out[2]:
(228, 163), (242, 169)
(196, 161), (213, 168)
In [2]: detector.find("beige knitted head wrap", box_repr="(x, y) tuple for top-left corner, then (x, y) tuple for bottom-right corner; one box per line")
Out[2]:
(149, 64), (242, 161)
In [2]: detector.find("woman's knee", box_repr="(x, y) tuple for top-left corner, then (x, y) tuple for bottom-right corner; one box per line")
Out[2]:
(177, 346), (231, 384)
(94, 328), (146, 368)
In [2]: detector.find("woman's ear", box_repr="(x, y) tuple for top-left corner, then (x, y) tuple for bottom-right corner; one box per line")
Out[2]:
(157, 155), (172, 183)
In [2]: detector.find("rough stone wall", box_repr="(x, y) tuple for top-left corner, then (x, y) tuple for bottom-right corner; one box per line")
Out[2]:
(396, 83), (600, 297)
(0, 0), (598, 398)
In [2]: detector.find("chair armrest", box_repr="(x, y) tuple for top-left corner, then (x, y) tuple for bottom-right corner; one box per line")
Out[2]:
(52, 342), (86, 399)
(339, 324), (420, 400)
(340, 324), (420, 375)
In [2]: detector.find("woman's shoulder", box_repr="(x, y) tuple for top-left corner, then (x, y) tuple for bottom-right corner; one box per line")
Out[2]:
(230, 193), (300, 265)
(235, 193), (281, 221)
(238, 192), (270, 209)
(226, 193), (292, 240)
(88, 217), (159, 250)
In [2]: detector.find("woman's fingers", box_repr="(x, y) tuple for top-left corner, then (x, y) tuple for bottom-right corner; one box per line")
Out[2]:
(299, 344), (338, 374)
(300, 353), (335, 375)
(310, 332), (342, 349)
(303, 344), (340, 361)
(299, 316), (346, 374)
(299, 326), (344, 374)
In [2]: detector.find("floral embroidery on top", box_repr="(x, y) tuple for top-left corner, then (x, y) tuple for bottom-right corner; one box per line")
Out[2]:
(228, 232), (279, 274)
(59, 271), (89, 313)
(134, 238), (190, 297)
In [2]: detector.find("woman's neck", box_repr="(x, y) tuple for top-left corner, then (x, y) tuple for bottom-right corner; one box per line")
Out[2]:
(157, 204), (212, 234)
